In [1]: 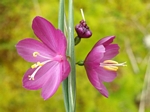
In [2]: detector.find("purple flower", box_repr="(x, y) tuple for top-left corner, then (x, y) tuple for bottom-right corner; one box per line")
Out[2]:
(16, 16), (70, 100)
(84, 36), (125, 97)
(75, 20), (92, 38)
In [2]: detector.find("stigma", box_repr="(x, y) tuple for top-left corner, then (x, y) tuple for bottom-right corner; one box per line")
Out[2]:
(100, 60), (126, 71)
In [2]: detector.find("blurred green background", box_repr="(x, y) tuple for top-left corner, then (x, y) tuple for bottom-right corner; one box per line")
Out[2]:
(0, 0), (150, 112)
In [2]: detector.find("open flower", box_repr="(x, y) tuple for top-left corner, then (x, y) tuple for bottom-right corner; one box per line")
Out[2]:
(16, 16), (70, 100)
(84, 36), (125, 97)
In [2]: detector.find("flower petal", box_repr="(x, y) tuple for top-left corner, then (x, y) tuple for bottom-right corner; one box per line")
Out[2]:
(94, 36), (115, 47)
(101, 44), (119, 61)
(85, 45), (105, 65)
(85, 67), (109, 97)
(62, 60), (71, 80)
(32, 16), (67, 55)
(16, 38), (55, 62)
(23, 61), (58, 90)
(95, 67), (117, 82)
(41, 63), (62, 100)
(98, 81), (109, 97)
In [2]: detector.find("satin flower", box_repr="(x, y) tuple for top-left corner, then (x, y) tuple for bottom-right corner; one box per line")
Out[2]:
(84, 36), (125, 97)
(16, 16), (70, 100)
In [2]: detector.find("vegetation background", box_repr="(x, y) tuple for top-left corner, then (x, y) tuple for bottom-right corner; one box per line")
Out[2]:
(0, 0), (150, 112)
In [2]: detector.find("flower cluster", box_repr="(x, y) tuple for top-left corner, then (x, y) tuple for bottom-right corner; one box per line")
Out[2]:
(16, 16), (125, 100)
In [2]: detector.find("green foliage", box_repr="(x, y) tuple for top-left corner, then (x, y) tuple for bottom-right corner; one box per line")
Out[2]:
(0, 0), (150, 111)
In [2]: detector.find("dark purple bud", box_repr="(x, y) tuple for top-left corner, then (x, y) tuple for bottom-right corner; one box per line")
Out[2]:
(75, 20), (92, 38)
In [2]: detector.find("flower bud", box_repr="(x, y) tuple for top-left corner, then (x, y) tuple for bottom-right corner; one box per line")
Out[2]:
(75, 20), (92, 38)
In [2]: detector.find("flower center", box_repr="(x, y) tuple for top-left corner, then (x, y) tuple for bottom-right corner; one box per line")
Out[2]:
(100, 60), (126, 71)
(28, 51), (63, 80)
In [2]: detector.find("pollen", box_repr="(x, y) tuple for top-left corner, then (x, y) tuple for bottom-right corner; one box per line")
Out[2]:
(31, 62), (44, 69)
(103, 66), (118, 71)
(100, 60), (126, 72)
(33, 52), (39, 57)
(103, 60), (118, 64)
(31, 64), (38, 69)
(37, 62), (44, 66)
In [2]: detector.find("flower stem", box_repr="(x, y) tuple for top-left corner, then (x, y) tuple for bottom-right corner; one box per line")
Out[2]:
(58, 0), (69, 112)
(68, 0), (76, 112)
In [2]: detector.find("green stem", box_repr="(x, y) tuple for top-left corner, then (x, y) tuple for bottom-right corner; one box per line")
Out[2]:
(68, 0), (76, 112)
(58, 0), (69, 112)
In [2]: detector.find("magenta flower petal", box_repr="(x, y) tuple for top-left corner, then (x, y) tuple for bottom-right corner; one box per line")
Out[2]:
(85, 45), (105, 64)
(32, 16), (67, 55)
(84, 36), (120, 97)
(16, 38), (55, 62)
(23, 68), (43, 90)
(95, 67), (117, 82)
(94, 36), (115, 47)
(41, 64), (62, 100)
(85, 68), (109, 97)
(62, 60), (71, 80)
(101, 44), (119, 62)
(98, 81), (109, 97)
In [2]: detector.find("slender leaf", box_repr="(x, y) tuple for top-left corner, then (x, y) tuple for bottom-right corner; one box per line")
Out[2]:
(58, 0), (69, 112)
(68, 0), (76, 112)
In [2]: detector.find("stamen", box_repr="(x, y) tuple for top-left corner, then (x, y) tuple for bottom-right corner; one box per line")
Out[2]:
(31, 62), (44, 69)
(31, 64), (38, 69)
(37, 62), (44, 66)
(33, 51), (51, 60)
(100, 60), (126, 71)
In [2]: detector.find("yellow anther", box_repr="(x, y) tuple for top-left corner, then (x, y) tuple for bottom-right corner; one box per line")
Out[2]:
(31, 62), (44, 69)
(33, 52), (39, 57)
(31, 64), (38, 69)
(103, 66), (118, 71)
(37, 62), (44, 66)
(103, 60), (118, 64)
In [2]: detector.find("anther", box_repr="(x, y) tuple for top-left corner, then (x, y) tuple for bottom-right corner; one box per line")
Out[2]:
(31, 64), (38, 69)
(33, 52), (39, 57)
(103, 60), (118, 64)
(31, 62), (44, 69)
(103, 66), (118, 71)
